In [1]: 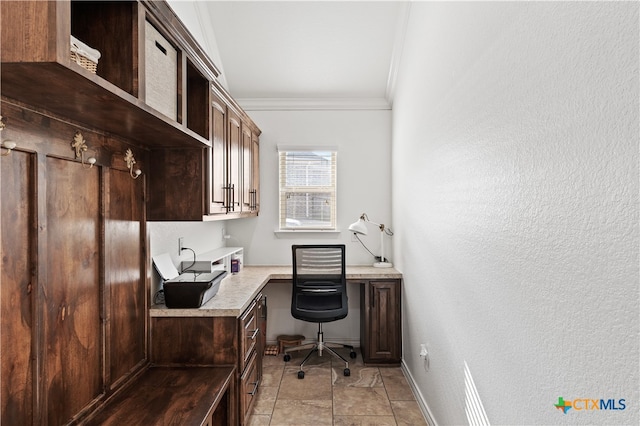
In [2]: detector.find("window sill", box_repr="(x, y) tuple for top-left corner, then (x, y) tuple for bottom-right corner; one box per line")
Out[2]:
(274, 230), (342, 238)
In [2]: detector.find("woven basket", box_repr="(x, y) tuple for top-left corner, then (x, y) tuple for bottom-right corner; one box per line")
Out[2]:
(70, 50), (97, 74)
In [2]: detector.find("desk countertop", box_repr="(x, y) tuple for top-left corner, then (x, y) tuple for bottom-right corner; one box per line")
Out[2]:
(150, 265), (402, 318)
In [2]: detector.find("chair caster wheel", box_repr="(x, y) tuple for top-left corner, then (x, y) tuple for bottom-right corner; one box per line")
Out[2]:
(350, 351), (357, 359)
(284, 354), (291, 362)
(298, 371), (305, 379)
(344, 368), (350, 376)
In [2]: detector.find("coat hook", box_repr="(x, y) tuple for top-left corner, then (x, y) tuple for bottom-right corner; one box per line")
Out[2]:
(0, 115), (17, 156)
(124, 148), (142, 179)
(71, 131), (96, 168)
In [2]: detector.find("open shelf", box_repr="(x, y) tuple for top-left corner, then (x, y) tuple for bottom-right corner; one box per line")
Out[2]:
(187, 59), (210, 139)
(71, 1), (138, 96)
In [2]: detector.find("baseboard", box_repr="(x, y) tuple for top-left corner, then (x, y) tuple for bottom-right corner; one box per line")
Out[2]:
(401, 359), (438, 426)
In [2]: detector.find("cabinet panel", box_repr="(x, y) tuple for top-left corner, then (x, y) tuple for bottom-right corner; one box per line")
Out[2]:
(361, 280), (401, 364)
(209, 95), (228, 214)
(241, 126), (252, 212)
(1, 151), (35, 425)
(228, 112), (242, 213)
(242, 125), (260, 213)
(147, 147), (206, 221)
(106, 169), (146, 387)
(251, 131), (260, 213)
(45, 157), (103, 424)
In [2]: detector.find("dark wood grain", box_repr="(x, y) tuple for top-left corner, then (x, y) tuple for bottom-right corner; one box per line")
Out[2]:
(151, 316), (238, 366)
(71, 1), (137, 95)
(209, 94), (228, 214)
(45, 156), (103, 425)
(186, 59), (210, 139)
(106, 168), (147, 388)
(360, 280), (402, 365)
(86, 367), (235, 426)
(1, 150), (36, 425)
(0, 1), (59, 63)
(147, 147), (206, 221)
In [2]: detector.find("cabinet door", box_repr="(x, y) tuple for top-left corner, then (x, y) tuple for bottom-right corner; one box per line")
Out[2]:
(251, 131), (260, 213)
(227, 111), (242, 213)
(209, 96), (228, 214)
(241, 125), (252, 212)
(362, 280), (401, 364)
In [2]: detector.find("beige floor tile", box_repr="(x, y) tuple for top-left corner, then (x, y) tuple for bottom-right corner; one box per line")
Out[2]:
(391, 400), (428, 425)
(334, 415), (398, 426)
(333, 387), (394, 416)
(262, 354), (284, 366)
(261, 365), (284, 387)
(332, 365), (383, 387)
(382, 373), (415, 401)
(246, 414), (271, 426)
(270, 399), (333, 425)
(252, 386), (278, 415)
(378, 366), (405, 377)
(277, 365), (332, 400)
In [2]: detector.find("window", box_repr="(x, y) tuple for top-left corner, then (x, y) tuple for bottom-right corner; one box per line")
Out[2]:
(279, 147), (337, 230)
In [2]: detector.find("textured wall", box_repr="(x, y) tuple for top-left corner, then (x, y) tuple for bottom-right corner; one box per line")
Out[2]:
(392, 2), (638, 425)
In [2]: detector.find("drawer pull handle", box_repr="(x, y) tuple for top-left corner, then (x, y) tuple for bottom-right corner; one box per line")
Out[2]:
(302, 288), (336, 293)
(248, 328), (259, 340)
(248, 381), (259, 396)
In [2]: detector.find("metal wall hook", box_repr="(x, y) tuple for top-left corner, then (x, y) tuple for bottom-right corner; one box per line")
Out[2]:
(71, 131), (96, 168)
(124, 148), (142, 179)
(0, 115), (17, 156)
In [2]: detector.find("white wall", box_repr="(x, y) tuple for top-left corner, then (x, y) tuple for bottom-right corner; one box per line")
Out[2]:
(393, 2), (638, 425)
(227, 108), (392, 344)
(226, 109), (393, 266)
(148, 221), (226, 296)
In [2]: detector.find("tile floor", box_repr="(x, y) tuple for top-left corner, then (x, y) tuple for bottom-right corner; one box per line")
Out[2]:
(247, 348), (428, 426)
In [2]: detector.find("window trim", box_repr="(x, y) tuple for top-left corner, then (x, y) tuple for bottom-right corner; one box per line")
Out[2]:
(278, 147), (338, 231)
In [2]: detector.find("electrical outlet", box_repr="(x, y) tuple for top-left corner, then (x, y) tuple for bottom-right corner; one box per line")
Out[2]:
(178, 237), (184, 255)
(420, 344), (428, 357)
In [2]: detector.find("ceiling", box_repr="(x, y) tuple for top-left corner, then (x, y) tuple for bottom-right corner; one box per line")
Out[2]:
(187, 1), (409, 108)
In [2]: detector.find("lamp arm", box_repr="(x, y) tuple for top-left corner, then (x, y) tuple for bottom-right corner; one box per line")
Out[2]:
(360, 213), (393, 235)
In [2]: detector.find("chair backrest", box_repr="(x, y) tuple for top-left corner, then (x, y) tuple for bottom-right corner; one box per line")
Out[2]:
(291, 244), (347, 323)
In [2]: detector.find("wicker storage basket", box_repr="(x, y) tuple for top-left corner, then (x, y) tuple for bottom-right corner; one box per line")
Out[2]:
(70, 50), (97, 73)
(70, 36), (100, 74)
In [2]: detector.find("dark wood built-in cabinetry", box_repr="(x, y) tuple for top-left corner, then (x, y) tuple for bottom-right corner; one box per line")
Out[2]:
(1, 0), (260, 424)
(360, 280), (402, 364)
(150, 293), (267, 425)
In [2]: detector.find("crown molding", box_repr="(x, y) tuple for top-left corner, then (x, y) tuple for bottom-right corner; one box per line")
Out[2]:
(236, 97), (391, 111)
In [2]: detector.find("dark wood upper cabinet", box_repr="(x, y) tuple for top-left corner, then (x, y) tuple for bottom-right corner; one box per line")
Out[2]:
(0, 0), (215, 149)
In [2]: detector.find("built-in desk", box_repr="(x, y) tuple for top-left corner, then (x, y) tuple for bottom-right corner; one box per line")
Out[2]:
(150, 265), (402, 317)
(149, 266), (402, 425)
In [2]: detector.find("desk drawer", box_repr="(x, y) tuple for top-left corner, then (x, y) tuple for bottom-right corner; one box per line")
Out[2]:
(239, 299), (259, 371)
(240, 350), (259, 422)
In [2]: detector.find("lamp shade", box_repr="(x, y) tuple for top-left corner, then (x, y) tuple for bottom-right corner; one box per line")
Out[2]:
(348, 218), (368, 235)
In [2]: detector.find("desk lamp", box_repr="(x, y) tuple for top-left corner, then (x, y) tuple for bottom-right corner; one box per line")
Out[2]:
(348, 213), (393, 268)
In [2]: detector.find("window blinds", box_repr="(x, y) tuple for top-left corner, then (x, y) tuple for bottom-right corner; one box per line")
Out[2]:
(278, 149), (337, 230)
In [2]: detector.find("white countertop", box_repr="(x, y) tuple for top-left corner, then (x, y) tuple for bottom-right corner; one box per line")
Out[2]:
(150, 265), (402, 318)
